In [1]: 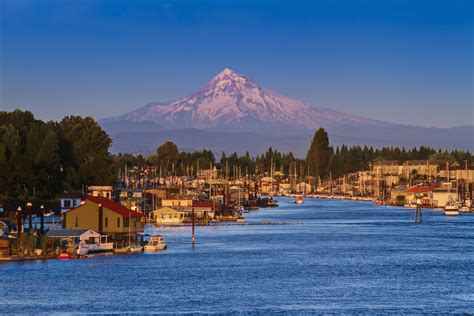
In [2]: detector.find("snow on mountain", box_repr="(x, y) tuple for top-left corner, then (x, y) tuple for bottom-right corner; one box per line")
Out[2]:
(105, 68), (380, 129)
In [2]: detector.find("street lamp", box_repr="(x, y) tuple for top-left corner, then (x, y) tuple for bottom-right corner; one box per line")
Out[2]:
(40, 205), (45, 235)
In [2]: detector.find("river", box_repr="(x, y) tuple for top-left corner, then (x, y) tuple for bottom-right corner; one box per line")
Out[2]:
(1, 198), (473, 314)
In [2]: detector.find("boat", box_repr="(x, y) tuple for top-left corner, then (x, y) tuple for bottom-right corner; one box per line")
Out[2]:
(144, 235), (167, 252)
(128, 244), (144, 254)
(444, 203), (459, 216)
(234, 205), (245, 212)
(58, 253), (70, 259)
(459, 206), (470, 213)
(77, 241), (113, 255)
(114, 244), (144, 254)
(294, 195), (304, 204)
(256, 197), (279, 208)
(114, 210), (144, 254)
(76, 233), (113, 255)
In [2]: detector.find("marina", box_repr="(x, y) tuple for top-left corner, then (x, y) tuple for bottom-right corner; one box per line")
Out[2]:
(0, 198), (473, 314)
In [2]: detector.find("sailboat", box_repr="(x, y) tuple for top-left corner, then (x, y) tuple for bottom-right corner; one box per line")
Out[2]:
(114, 211), (144, 254)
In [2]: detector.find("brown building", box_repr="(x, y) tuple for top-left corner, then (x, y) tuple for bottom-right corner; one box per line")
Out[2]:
(62, 196), (144, 238)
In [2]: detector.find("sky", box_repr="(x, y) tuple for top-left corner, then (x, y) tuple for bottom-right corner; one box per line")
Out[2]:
(0, 0), (472, 128)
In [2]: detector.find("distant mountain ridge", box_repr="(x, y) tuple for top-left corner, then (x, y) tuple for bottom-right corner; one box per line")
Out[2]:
(100, 68), (473, 155)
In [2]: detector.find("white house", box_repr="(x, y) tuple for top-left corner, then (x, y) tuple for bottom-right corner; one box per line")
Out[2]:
(60, 193), (83, 214)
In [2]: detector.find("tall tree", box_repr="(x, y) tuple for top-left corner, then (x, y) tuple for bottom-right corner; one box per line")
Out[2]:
(306, 128), (331, 179)
(156, 141), (179, 173)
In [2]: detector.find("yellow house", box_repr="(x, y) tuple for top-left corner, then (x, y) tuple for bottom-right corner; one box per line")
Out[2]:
(63, 196), (144, 237)
(150, 207), (185, 225)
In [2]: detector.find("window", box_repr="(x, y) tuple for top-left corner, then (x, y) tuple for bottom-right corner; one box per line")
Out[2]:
(64, 200), (71, 208)
(105, 217), (108, 228)
(117, 218), (120, 228)
(75, 217), (78, 227)
(124, 217), (129, 228)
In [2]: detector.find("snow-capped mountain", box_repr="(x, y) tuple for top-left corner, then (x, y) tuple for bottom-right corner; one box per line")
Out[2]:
(100, 68), (473, 155)
(105, 68), (379, 129)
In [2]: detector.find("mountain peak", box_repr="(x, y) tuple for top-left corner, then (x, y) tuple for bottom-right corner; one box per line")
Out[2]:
(220, 68), (235, 76)
(207, 68), (259, 93)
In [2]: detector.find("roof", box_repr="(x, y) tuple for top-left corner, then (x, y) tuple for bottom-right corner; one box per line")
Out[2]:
(86, 196), (143, 218)
(404, 186), (437, 193)
(152, 207), (185, 213)
(47, 229), (94, 237)
(192, 200), (214, 208)
(432, 188), (457, 193)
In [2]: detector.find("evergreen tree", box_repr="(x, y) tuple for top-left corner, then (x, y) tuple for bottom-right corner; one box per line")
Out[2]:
(306, 128), (331, 179)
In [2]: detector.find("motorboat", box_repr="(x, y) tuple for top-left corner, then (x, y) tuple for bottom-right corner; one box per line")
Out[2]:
(114, 244), (144, 254)
(294, 195), (304, 204)
(444, 203), (459, 216)
(128, 244), (144, 254)
(144, 235), (167, 252)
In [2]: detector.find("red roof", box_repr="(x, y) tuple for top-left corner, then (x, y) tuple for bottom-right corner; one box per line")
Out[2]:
(404, 186), (437, 193)
(192, 200), (215, 210)
(86, 196), (143, 218)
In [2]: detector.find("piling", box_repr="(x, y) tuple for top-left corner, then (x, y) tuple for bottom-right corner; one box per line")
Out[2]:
(17, 207), (22, 237)
(192, 207), (195, 246)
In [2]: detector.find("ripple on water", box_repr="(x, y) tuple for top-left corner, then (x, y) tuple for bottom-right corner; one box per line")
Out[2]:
(0, 197), (473, 314)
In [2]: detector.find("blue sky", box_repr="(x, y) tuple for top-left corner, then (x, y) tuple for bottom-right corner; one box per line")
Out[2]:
(1, 0), (472, 127)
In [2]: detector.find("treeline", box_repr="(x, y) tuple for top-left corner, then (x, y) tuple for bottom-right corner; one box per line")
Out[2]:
(117, 131), (473, 182)
(113, 142), (305, 178)
(306, 128), (473, 180)
(0, 110), (114, 201)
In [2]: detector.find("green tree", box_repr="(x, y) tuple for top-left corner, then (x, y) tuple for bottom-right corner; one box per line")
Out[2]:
(156, 141), (179, 173)
(306, 128), (331, 179)
(60, 116), (113, 188)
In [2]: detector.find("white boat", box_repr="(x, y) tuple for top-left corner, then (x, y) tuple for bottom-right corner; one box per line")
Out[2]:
(114, 244), (144, 254)
(144, 235), (167, 252)
(444, 203), (459, 216)
(295, 196), (304, 204)
(77, 242), (113, 255)
(459, 206), (470, 213)
(128, 244), (144, 253)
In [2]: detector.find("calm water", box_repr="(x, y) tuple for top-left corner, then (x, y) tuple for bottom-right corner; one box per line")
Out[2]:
(1, 198), (473, 314)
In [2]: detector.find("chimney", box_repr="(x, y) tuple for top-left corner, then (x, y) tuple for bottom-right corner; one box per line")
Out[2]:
(98, 203), (103, 233)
